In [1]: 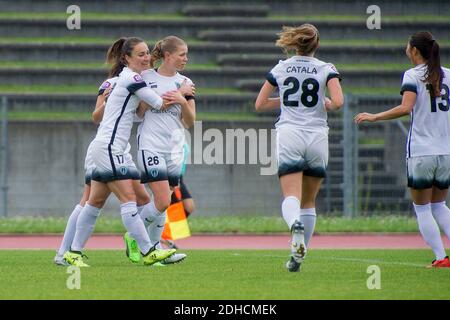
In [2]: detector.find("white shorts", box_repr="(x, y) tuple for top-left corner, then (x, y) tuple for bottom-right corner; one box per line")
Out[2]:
(137, 149), (183, 186)
(276, 127), (328, 178)
(84, 141), (95, 185)
(90, 140), (139, 183)
(407, 155), (450, 189)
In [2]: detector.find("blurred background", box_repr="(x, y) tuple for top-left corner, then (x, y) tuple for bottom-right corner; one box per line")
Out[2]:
(0, 0), (449, 218)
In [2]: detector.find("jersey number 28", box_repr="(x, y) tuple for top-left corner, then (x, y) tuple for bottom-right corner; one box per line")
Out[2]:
(283, 77), (320, 108)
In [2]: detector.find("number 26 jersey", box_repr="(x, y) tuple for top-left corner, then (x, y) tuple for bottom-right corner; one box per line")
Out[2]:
(267, 55), (340, 135)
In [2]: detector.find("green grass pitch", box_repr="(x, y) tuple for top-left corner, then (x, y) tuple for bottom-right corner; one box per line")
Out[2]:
(0, 249), (449, 300)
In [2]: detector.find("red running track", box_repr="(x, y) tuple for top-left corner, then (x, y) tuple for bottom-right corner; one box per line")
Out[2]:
(0, 234), (449, 249)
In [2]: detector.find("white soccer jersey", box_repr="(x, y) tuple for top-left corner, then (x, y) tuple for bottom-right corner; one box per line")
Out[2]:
(98, 76), (118, 96)
(94, 67), (162, 152)
(401, 65), (450, 158)
(267, 55), (340, 134)
(138, 68), (194, 153)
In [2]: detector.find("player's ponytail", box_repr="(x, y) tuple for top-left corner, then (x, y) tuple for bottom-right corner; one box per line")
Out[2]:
(409, 31), (443, 98)
(107, 37), (145, 77)
(107, 38), (127, 78)
(150, 36), (187, 68)
(150, 39), (164, 68)
(276, 24), (319, 56)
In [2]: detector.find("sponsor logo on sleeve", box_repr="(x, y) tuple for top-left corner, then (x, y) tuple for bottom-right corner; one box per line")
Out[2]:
(101, 81), (111, 89)
(133, 74), (144, 83)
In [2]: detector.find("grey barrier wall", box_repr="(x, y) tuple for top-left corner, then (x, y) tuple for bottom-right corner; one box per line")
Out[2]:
(8, 94), (444, 217)
(7, 119), (285, 217)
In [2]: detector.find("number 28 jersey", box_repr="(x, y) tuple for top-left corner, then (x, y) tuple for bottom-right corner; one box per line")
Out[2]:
(401, 64), (450, 158)
(267, 55), (340, 135)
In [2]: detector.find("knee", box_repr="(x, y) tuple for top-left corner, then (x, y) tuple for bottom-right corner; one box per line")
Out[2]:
(118, 191), (136, 204)
(154, 194), (171, 212)
(87, 195), (108, 208)
(136, 192), (151, 206)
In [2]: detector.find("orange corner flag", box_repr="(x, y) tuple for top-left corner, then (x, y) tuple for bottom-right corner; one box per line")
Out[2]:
(161, 187), (191, 240)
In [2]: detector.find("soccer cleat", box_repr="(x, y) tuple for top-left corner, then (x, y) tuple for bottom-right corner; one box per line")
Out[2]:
(124, 232), (141, 263)
(142, 246), (176, 266)
(286, 220), (307, 272)
(63, 251), (90, 267)
(152, 262), (167, 267)
(161, 253), (187, 265)
(54, 254), (69, 266)
(427, 256), (450, 268)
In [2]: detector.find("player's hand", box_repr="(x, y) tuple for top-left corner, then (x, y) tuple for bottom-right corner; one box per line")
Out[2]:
(179, 79), (195, 97)
(354, 112), (377, 124)
(103, 87), (112, 99)
(163, 90), (188, 106)
(324, 97), (332, 111)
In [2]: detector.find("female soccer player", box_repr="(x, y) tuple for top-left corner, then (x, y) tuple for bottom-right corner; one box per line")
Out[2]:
(63, 37), (178, 267)
(355, 31), (450, 268)
(131, 36), (195, 264)
(255, 24), (344, 272)
(54, 39), (151, 266)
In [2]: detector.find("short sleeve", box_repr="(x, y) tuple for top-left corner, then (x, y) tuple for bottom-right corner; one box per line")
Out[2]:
(326, 64), (342, 84)
(98, 79), (112, 96)
(126, 73), (147, 94)
(400, 70), (418, 95)
(183, 77), (195, 101)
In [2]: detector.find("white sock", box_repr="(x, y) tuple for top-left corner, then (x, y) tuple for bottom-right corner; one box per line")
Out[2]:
(71, 204), (101, 252)
(414, 203), (447, 260)
(137, 205), (145, 216)
(300, 208), (316, 247)
(57, 204), (83, 256)
(281, 196), (300, 229)
(121, 201), (151, 254)
(431, 201), (450, 242)
(140, 202), (166, 246)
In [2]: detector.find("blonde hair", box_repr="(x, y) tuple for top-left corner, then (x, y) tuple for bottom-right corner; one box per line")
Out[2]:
(150, 36), (186, 68)
(276, 24), (319, 56)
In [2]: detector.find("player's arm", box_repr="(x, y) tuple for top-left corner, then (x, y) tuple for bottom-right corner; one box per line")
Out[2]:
(255, 81), (280, 112)
(163, 90), (196, 128)
(92, 86), (112, 124)
(325, 78), (344, 111)
(354, 91), (416, 123)
(134, 86), (164, 110)
(179, 79), (195, 98)
(136, 101), (151, 119)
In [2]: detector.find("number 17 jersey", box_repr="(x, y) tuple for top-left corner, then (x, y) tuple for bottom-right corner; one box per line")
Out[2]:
(267, 55), (340, 134)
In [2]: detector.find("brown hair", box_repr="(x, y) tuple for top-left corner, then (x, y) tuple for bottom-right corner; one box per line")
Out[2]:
(409, 31), (443, 97)
(106, 37), (145, 78)
(150, 36), (186, 68)
(276, 24), (319, 56)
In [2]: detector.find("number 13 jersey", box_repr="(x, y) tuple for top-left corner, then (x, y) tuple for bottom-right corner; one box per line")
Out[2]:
(267, 55), (340, 135)
(401, 64), (450, 158)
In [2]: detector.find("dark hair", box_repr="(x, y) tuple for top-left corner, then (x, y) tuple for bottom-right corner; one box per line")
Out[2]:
(106, 37), (145, 78)
(276, 24), (319, 56)
(409, 31), (443, 97)
(150, 36), (186, 68)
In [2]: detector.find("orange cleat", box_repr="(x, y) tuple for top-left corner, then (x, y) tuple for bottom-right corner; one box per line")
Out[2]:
(427, 256), (450, 268)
